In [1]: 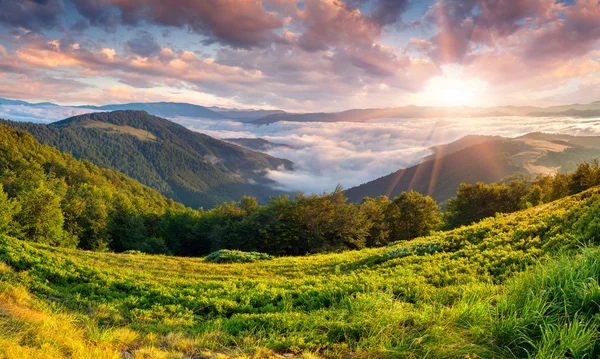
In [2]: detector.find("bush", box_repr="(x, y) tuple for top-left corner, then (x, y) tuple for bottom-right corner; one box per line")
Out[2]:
(204, 249), (273, 263)
(382, 241), (441, 260)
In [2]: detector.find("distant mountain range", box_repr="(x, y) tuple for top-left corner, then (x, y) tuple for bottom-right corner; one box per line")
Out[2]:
(76, 102), (227, 119)
(0, 110), (293, 208)
(0, 98), (288, 122)
(252, 102), (600, 124)
(3, 97), (600, 124)
(345, 133), (600, 204)
(0, 98), (58, 107)
(224, 138), (294, 151)
(209, 107), (287, 121)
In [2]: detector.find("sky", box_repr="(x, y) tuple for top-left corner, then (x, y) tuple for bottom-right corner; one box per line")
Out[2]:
(1, 0), (600, 112)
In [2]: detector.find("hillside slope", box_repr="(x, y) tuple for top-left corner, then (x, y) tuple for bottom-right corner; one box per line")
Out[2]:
(0, 122), (187, 251)
(1, 184), (600, 358)
(346, 132), (600, 203)
(1, 111), (293, 208)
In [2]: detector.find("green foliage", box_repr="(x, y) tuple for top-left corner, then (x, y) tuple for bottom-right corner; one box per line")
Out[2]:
(383, 241), (441, 260)
(446, 162), (600, 229)
(445, 180), (529, 228)
(13, 182), (71, 246)
(0, 184), (19, 236)
(204, 249), (273, 263)
(7, 118), (600, 265)
(0, 123), (181, 252)
(2, 185), (600, 357)
(385, 190), (442, 242)
(358, 196), (390, 247)
(492, 249), (600, 358)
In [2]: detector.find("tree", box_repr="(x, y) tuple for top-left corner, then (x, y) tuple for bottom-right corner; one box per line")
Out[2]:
(108, 194), (150, 252)
(445, 181), (529, 228)
(14, 183), (70, 246)
(159, 207), (201, 255)
(385, 191), (442, 242)
(359, 196), (391, 247)
(0, 184), (19, 236)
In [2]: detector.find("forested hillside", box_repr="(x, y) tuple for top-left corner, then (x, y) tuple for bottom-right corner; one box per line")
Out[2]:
(0, 123), (187, 251)
(0, 123), (441, 256)
(4, 121), (600, 258)
(1, 111), (292, 208)
(346, 132), (600, 203)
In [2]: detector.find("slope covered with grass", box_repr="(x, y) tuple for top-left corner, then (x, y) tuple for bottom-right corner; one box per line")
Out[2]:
(2, 186), (600, 358)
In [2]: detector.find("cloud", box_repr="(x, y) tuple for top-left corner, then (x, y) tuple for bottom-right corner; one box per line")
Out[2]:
(298, 0), (381, 52)
(424, 0), (560, 64)
(0, 29), (438, 111)
(0, 0), (598, 112)
(0, 104), (98, 123)
(367, 0), (410, 26)
(125, 30), (161, 57)
(167, 114), (600, 194)
(70, 0), (288, 48)
(0, 0), (65, 32)
(522, 0), (600, 63)
(70, 0), (120, 32)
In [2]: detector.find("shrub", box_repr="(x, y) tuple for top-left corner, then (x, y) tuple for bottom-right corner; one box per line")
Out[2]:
(382, 241), (441, 260)
(204, 249), (273, 263)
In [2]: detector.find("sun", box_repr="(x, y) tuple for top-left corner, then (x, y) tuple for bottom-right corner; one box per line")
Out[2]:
(418, 65), (489, 107)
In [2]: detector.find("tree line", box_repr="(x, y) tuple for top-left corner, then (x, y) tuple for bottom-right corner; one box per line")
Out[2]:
(3, 124), (600, 256)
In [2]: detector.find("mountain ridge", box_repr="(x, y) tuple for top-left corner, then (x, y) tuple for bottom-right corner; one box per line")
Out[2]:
(345, 132), (600, 203)
(1, 110), (293, 208)
(251, 102), (600, 124)
(4, 97), (600, 124)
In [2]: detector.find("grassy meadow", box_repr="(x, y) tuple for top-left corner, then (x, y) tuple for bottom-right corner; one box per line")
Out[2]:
(2, 186), (600, 358)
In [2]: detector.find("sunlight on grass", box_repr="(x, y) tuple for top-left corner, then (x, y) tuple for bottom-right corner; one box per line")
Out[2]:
(2, 187), (600, 357)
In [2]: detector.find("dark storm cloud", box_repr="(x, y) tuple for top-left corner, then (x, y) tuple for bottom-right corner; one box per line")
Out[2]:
(69, 0), (286, 48)
(70, 0), (120, 32)
(125, 30), (161, 57)
(0, 0), (65, 31)
(369, 0), (410, 26)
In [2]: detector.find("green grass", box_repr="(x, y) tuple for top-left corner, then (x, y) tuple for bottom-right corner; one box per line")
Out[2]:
(2, 187), (600, 358)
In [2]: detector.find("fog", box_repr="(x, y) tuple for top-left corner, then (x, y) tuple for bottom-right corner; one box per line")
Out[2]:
(172, 115), (600, 193)
(0, 105), (99, 123)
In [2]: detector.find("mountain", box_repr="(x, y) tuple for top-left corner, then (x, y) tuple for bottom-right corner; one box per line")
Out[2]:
(224, 137), (293, 151)
(209, 107), (287, 121)
(1, 110), (293, 208)
(4, 97), (600, 124)
(252, 102), (600, 124)
(0, 122), (185, 250)
(422, 134), (504, 161)
(0, 97), (58, 107)
(77, 101), (226, 119)
(528, 109), (600, 118)
(345, 132), (600, 203)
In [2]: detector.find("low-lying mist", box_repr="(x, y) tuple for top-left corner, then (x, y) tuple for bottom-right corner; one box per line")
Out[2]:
(173, 115), (600, 194)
